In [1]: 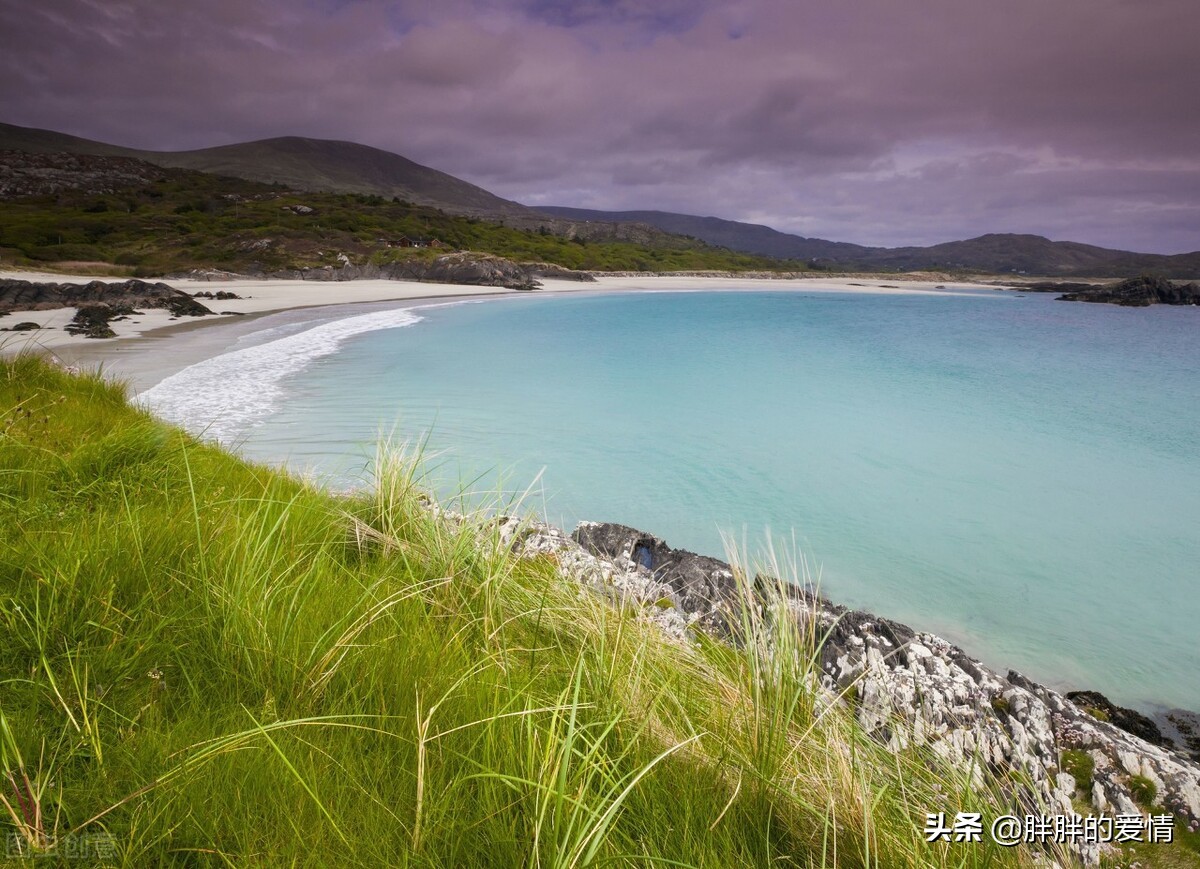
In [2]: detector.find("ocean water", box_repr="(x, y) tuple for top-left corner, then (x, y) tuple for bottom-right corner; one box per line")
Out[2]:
(140, 287), (1200, 712)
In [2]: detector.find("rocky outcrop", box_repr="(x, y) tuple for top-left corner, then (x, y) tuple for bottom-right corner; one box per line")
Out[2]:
(0, 150), (166, 198)
(521, 262), (597, 282)
(258, 252), (541, 290)
(1057, 275), (1200, 306)
(572, 522), (741, 635)
(396, 252), (540, 290)
(1066, 691), (1171, 748)
(489, 517), (1200, 862)
(0, 279), (213, 316)
(258, 263), (384, 282)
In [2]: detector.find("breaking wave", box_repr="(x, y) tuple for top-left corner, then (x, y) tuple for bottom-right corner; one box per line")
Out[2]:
(138, 306), (424, 442)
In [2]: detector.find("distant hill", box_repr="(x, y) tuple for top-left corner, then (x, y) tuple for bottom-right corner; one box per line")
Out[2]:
(542, 207), (1200, 278)
(0, 122), (539, 219)
(4, 122), (1196, 277)
(861, 234), (1200, 278)
(540, 207), (876, 262)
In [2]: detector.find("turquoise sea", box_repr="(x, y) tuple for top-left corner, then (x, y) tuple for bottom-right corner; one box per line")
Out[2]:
(141, 287), (1200, 712)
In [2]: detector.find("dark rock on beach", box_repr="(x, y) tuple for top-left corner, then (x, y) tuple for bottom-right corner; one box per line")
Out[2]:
(0, 278), (214, 339)
(162, 294), (212, 317)
(1056, 274), (1200, 306)
(0, 278), (214, 316)
(65, 305), (126, 339)
(7, 321), (41, 331)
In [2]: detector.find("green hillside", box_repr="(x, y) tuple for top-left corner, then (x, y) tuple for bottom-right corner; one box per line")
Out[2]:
(0, 156), (800, 276)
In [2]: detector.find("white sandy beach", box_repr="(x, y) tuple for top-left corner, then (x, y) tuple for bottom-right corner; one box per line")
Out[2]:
(1, 269), (1004, 390)
(0, 270), (519, 350)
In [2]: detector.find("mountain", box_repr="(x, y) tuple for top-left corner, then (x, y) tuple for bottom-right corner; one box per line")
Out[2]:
(5, 121), (1197, 276)
(542, 207), (1200, 278)
(0, 122), (538, 219)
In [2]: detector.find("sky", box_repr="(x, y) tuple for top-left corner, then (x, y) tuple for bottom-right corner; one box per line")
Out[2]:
(2, 0), (1198, 254)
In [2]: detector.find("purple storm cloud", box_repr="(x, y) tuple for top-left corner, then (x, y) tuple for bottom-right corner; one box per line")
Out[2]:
(1, 0), (1197, 253)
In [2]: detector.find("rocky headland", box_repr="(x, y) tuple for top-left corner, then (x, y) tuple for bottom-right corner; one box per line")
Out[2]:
(1026, 275), (1200, 307)
(484, 516), (1200, 864)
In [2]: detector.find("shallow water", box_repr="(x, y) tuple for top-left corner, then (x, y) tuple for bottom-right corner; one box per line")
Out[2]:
(141, 287), (1200, 711)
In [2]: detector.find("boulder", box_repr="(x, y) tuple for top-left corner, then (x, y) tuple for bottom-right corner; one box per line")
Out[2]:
(65, 304), (125, 339)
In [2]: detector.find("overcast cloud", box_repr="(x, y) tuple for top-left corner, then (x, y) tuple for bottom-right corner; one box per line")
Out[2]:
(1, 0), (1197, 252)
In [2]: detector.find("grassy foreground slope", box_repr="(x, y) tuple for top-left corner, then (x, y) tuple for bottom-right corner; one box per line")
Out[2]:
(0, 356), (1032, 867)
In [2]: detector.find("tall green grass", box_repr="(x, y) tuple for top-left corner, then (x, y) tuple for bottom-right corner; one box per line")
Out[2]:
(0, 354), (1037, 866)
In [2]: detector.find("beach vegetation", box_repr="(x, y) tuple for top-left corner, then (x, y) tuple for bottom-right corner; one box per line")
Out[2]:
(1061, 749), (1095, 795)
(1128, 775), (1158, 809)
(1083, 705), (1111, 723)
(0, 353), (1054, 866)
